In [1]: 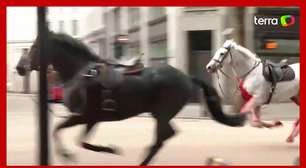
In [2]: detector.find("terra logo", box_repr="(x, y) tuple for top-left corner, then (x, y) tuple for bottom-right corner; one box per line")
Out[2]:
(254, 15), (295, 27)
(280, 15), (295, 27)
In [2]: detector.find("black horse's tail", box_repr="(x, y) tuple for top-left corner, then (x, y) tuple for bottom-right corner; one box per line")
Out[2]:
(191, 77), (246, 127)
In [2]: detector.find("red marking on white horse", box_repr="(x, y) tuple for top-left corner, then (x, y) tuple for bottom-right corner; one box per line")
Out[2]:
(238, 80), (252, 102)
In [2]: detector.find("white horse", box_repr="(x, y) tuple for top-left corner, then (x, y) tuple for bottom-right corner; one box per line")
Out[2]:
(206, 40), (300, 143)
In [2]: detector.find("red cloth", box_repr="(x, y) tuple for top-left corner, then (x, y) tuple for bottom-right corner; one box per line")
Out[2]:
(52, 86), (63, 100)
(239, 80), (252, 102)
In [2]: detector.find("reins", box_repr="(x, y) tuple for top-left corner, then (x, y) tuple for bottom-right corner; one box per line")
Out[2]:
(215, 47), (261, 97)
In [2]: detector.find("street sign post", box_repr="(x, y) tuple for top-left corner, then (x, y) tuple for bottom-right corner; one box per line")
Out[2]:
(37, 7), (50, 165)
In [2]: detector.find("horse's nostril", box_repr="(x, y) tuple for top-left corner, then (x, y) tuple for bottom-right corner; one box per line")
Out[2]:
(206, 66), (215, 73)
(16, 66), (26, 76)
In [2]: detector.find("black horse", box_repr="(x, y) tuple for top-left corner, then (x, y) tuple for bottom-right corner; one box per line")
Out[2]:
(16, 31), (246, 165)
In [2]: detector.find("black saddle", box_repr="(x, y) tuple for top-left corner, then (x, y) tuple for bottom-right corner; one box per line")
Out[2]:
(82, 58), (144, 112)
(111, 62), (144, 75)
(84, 56), (144, 78)
(262, 59), (295, 104)
(263, 59), (295, 83)
(101, 55), (144, 74)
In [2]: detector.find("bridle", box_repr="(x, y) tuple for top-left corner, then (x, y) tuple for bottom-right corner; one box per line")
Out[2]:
(213, 45), (261, 96)
(212, 46), (232, 69)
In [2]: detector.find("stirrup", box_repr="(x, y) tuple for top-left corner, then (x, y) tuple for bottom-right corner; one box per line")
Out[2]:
(101, 99), (117, 112)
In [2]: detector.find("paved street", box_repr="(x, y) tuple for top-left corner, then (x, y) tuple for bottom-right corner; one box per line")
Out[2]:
(7, 93), (299, 165)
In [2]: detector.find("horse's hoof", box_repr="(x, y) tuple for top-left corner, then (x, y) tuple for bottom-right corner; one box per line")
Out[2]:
(140, 160), (149, 166)
(286, 137), (294, 143)
(60, 150), (77, 163)
(273, 120), (283, 127)
(81, 142), (122, 155)
(250, 121), (264, 128)
(262, 123), (276, 129)
(108, 145), (122, 155)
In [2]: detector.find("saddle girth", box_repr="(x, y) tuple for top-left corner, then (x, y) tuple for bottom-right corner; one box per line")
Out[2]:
(101, 89), (117, 112)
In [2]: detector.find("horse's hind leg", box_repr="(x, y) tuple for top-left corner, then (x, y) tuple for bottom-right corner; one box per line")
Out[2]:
(287, 119), (299, 143)
(53, 115), (83, 161)
(140, 120), (176, 166)
(140, 88), (187, 165)
(287, 96), (300, 143)
(78, 122), (121, 155)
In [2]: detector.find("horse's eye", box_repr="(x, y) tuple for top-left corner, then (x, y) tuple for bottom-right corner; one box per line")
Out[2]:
(220, 53), (225, 56)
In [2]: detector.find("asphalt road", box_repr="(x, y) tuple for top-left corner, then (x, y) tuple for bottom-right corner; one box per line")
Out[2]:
(7, 93), (299, 165)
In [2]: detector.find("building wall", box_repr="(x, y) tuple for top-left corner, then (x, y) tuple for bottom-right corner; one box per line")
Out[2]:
(5, 7), (251, 101)
(80, 7), (239, 110)
(7, 42), (39, 93)
(8, 7), (299, 108)
(7, 7), (37, 93)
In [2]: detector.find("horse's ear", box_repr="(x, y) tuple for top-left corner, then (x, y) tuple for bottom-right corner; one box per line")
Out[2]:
(48, 30), (55, 35)
(47, 30), (56, 40)
(228, 39), (236, 46)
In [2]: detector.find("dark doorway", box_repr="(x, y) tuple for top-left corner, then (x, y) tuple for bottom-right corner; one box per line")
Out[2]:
(188, 30), (212, 102)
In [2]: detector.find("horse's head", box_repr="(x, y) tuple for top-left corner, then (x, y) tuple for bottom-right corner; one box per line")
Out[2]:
(16, 32), (54, 76)
(16, 48), (31, 76)
(206, 39), (236, 73)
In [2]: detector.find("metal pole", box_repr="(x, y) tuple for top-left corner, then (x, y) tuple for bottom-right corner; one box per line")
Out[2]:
(37, 7), (49, 165)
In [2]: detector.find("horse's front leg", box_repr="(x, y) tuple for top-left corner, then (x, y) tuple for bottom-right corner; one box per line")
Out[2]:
(53, 115), (84, 161)
(240, 97), (281, 128)
(249, 107), (283, 128)
(240, 97), (262, 125)
(78, 122), (121, 155)
(249, 106), (264, 128)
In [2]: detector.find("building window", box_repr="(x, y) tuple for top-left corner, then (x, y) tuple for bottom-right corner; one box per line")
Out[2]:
(128, 7), (140, 28)
(150, 40), (167, 58)
(114, 43), (129, 59)
(149, 7), (166, 21)
(98, 39), (107, 58)
(72, 19), (78, 36)
(114, 8), (121, 34)
(59, 20), (64, 32)
(128, 43), (140, 56)
(149, 40), (168, 65)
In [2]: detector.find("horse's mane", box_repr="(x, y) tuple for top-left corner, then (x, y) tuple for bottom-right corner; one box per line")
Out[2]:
(50, 32), (101, 62)
(235, 44), (259, 60)
(230, 40), (260, 61)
